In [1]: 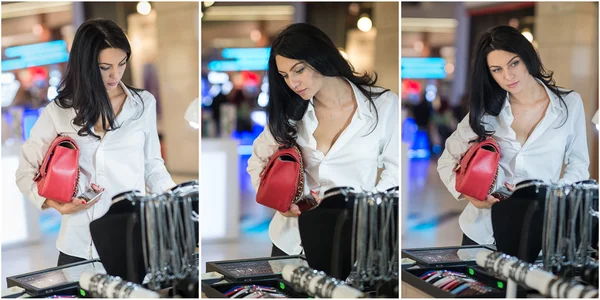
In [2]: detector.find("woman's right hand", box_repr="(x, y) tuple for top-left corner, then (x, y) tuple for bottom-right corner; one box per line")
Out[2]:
(465, 194), (499, 209)
(280, 203), (301, 217)
(43, 184), (103, 215)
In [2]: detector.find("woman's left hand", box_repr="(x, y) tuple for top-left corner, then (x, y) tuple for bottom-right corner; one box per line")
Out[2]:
(504, 182), (515, 191)
(310, 190), (322, 204)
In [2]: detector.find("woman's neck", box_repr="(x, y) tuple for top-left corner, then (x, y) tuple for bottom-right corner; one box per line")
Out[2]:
(313, 77), (353, 108)
(509, 77), (545, 106)
(107, 83), (124, 99)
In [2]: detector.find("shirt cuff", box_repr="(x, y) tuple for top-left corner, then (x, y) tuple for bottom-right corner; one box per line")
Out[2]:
(31, 185), (49, 211)
(156, 179), (177, 193)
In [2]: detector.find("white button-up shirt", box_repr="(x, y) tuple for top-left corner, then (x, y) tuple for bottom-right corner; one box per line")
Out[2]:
(438, 81), (590, 245)
(16, 82), (175, 259)
(247, 80), (399, 254)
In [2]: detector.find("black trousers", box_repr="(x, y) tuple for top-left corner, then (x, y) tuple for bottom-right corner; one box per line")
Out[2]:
(461, 234), (479, 246)
(271, 244), (288, 257)
(57, 251), (86, 267)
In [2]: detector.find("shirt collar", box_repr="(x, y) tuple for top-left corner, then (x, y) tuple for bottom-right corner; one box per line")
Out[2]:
(305, 78), (375, 121)
(501, 78), (565, 115)
(118, 81), (142, 106)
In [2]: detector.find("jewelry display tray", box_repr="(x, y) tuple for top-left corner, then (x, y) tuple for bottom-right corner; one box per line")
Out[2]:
(6, 259), (104, 298)
(201, 278), (307, 298)
(203, 255), (310, 298)
(402, 245), (497, 268)
(205, 255), (308, 282)
(402, 265), (525, 298)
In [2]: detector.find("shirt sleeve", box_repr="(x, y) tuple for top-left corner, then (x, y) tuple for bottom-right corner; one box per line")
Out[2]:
(143, 93), (176, 193)
(559, 94), (590, 184)
(247, 125), (280, 190)
(375, 92), (399, 191)
(437, 113), (478, 201)
(15, 104), (58, 210)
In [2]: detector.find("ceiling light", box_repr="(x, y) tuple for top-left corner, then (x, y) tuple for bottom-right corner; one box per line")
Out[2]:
(357, 15), (372, 32)
(136, 1), (151, 16)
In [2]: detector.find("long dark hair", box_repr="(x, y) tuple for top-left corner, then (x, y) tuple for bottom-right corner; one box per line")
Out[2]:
(55, 18), (144, 139)
(468, 25), (571, 140)
(267, 23), (389, 146)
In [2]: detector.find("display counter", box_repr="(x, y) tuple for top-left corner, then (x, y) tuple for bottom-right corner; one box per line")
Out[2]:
(4, 258), (199, 298)
(201, 256), (309, 298)
(401, 245), (556, 298)
(202, 254), (397, 298)
(402, 245), (503, 298)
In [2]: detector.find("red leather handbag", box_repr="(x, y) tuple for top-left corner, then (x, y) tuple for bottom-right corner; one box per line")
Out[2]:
(33, 135), (80, 203)
(454, 136), (500, 201)
(256, 145), (305, 212)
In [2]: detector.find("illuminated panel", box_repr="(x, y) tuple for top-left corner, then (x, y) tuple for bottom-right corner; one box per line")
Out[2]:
(2, 41), (69, 71)
(208, 47), (270, 72)
(221, 48), (270, 59)
(401, 57), (446, 79)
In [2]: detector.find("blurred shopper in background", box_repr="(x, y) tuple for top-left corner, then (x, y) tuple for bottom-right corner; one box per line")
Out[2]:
(15, 19), (175, 266)
(431, 97), (456, 152)
(247, 23), (399, 256)
(438, 25), (590, 246)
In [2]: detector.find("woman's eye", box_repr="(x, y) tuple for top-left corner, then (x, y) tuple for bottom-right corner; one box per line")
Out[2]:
(295, 67), (305, 74)
(511, 61), (520, 67)
(492, 68), (501, 73)
(100, 67), (109, 71)
(280, 74), (288, 79)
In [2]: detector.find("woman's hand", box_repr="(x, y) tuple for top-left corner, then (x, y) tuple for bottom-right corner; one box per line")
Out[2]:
(44, 184), (104, 215)
(504, 182), (515, 191)
(280, 203), (301, 217)
(465, 194), (499, 209)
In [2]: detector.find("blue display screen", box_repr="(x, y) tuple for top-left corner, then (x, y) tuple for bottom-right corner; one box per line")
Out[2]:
(401, 57), (447, 79)
(3, 41), (69, 71)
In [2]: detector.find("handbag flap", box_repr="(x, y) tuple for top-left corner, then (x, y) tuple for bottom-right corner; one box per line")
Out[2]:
(35, 135), (79, 180)
(458, 137), (500, 175)
(259, 146), (301, 182)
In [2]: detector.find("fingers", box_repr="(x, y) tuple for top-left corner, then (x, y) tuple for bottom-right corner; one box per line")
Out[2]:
(310, 191), (322, 204)
(71, 197), (87, 206)
(90, 183), (105, 193)
(289, 204), (300, 216)
(504, 182), (515, 191)
(280, 204), (301, 217)
(485, 195), (500, 203)
(466, 195), (497, 209)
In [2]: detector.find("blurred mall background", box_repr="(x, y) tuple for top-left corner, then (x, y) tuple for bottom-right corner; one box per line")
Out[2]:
(200, 1), (398, 271)
(401, 1), (599, 248)
(1, 2), (198, 288)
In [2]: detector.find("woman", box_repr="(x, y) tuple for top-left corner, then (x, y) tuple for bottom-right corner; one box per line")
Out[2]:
(16, 19), (175, 266)
(247, 23), (399, 256)
(438, 25), (590, 246)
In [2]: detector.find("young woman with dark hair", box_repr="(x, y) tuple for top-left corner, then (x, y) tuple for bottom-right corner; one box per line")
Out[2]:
(16, 19), (175, 266)
(247, 23), (399, 256)
(438, 25), (590, 246)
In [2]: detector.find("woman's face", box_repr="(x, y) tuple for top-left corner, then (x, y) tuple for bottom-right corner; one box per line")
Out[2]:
(486, 50), (531, 94)
(275, 55), (323, 100)
(98, 48), (127, 92)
